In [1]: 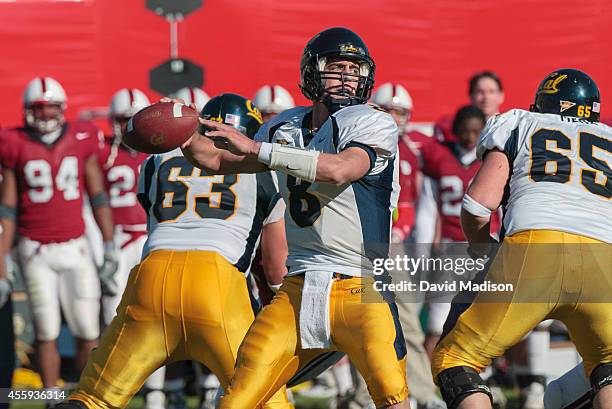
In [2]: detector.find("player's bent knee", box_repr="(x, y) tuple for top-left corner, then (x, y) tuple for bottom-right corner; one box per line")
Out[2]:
(590, 363), (612, 398)
(437, 366), (493, 409)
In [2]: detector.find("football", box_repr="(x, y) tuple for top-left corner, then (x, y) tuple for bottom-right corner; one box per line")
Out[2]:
(123, 102), (199, 154)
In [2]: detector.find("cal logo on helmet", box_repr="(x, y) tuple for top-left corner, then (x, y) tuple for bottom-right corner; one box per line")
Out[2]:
(540, 74), (568, 94)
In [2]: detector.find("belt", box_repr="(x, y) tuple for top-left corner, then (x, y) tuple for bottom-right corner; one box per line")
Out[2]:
(294, 272), (354, 280)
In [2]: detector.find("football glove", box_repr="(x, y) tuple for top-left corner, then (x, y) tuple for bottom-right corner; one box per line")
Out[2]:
(0, 277), (11, 309)
(99, 241), (120, 296)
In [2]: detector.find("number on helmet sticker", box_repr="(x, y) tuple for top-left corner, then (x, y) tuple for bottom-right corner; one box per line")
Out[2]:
(24, 156), (80, 203)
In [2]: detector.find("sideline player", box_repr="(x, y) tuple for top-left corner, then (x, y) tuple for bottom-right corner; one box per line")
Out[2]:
(174, 87), (210, 112)
(181, 27), (409, 409)
(0, 77), (117, 391)
(252, 85), (296, 122)
(58, 93), (293, 409)
(431, 69), (611, 409)
(372, 82), (444, 409)
(434, 71), (505, 143)
(100, 88), (168, 409)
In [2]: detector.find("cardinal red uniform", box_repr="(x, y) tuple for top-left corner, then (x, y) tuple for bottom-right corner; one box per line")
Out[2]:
(393, 133), (422, 240)
(419, 139), (500, 335)
(420, 140), (500, 242)
(0, 122), (104, 341)
(98, 139), (148, 323)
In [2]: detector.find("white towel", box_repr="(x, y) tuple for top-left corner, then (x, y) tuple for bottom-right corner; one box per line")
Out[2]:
(299, 270), (334, 349)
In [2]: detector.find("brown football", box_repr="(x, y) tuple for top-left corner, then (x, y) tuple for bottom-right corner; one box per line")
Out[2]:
(123, 102), (199, 154)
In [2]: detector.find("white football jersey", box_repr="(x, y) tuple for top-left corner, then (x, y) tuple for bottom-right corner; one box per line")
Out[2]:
(255, 104), (400, 276)
(137, 149), (284, 272)
(478, 109), (611, 242)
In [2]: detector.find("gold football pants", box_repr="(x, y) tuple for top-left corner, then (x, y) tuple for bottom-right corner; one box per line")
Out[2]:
(432, 230), (612, 381)
(70, 250), (292, 409)
(219, 275), (409, 409)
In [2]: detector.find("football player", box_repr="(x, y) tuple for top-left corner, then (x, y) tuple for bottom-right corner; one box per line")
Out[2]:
(173, 87), (210, 112)
(252, 85), (296, 122)
(100, 88), (167, 409)
(0, 224), (14, 409)
(371, 83), (444, 409)
(58, 93), (292, 409)
(0, 77), (117, 391)
(181, 27), (409, 409)
(431, 69), (611, 409)
(434, 71), (505, 143)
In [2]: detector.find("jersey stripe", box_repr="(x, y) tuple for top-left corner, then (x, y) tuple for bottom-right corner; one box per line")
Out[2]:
(233, 172), (277, 272)
(351, 158), (395, 262)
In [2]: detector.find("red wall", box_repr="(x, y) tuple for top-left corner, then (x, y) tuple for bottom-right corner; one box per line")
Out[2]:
(0, 0), (610, 127)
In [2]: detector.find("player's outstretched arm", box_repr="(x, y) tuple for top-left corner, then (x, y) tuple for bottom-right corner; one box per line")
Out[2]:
(461, 149), (509, 251)
(181, 124), (267, 175)
(199, 118), (371, 184)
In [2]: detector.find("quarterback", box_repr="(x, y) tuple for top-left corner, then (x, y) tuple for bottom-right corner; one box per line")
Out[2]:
(181, 27), (409, 409)
(431, 69), (611, 409)
(58, 94), (292, 409)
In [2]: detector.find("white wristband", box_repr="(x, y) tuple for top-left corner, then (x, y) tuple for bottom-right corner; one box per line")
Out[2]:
(267, 143), (320, 182)
(257, 142), (273, 165)
(462, 193), (492, 217)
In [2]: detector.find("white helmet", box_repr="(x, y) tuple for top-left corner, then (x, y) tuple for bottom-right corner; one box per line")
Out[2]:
(371, 83), (413, 111)
(252, 85), (295, 114)
(109, 88), (150, 138)
(174, 87), (210, 112)
(23, 76), (67, 134)
(109, 88), (150, 118)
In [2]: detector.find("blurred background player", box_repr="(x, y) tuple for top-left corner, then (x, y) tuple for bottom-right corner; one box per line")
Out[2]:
(0, 224), (15, 409)
(371, 82), (444, 409)
(252, 85), (296, 122)
(434, 71), (505, 143)
(0, 77), (117, 400)
(100, 88), (168, 409)
(61, 93), (293, 409)
(419, 105), (493, 357)
(174, 87), (210, 113)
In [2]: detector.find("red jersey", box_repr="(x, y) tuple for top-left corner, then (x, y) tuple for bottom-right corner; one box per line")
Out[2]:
(99, 138), (148, 228)
(393, 133), (422, 239)
(0, 122), (103, 243)
(420, 141), (499, 241)
(433, 115), (457, 143)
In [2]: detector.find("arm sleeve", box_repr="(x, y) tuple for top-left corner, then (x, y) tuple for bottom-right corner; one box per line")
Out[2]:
(334, 106), (398, 175)
(477, 109), (522, 160)
(419, 139), (444, 179)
